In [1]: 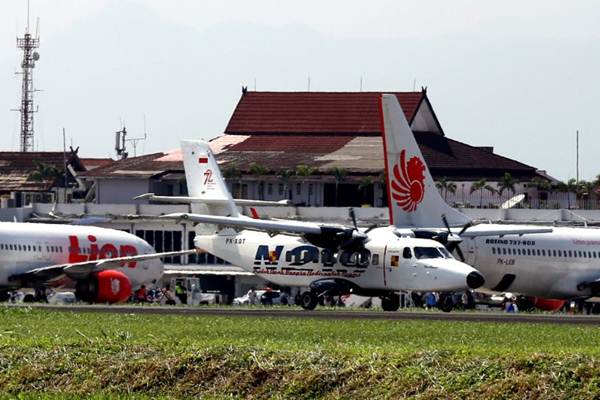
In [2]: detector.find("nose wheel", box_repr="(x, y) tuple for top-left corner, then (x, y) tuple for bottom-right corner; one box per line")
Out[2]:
(437, 294), (454, 312)
(299, 291), (318, 310)
(381, 293), (400, 311)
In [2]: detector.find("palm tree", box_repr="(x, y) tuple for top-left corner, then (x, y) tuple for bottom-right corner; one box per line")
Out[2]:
(295, 164), (317, 205)
(248, 163), (269, 200)
(470, 178), (497, 208)
(277, 168), (295, 200)
(435, 177), (457, 201)
(328, 167), (347, 206)
(576, 180), (595, 209)
(222, 164), (242, 197)
(358, 176), (373, 205)
(498, 172), (517, 199)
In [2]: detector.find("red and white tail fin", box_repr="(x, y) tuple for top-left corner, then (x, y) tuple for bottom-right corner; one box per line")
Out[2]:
(379, 94), (470, 228)
(181, 140), (239, 218)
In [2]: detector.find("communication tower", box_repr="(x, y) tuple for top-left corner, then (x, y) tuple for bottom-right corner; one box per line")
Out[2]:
(14, 3), (40, 152)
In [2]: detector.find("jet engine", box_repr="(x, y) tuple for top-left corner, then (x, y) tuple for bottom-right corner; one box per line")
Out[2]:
(75, 270), (132, 304)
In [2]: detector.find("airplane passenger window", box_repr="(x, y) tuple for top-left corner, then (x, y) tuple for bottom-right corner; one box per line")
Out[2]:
(414, 247), (444, 259)
(553, 250), (557, 257)
(372, 254), (379, 265)
(537, 249), (541, 256)
(402, 248), (412, 259)
(502, 248), (507, 255)
(568, 250), (572, 257)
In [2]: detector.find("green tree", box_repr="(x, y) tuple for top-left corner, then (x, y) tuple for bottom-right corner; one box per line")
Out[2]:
(277, 168), (295, 200)
(27, 162), (61, 183)
(435, 177), (457, 201)
(295, 165), (317, 205)
(328, 167), (347, 206)
(248, 162), (269, 175)
(358, 176), (373, 205)
(222, 164), (242, 197)
(498, 172), (517, 198)
(470, 178), (497, 208)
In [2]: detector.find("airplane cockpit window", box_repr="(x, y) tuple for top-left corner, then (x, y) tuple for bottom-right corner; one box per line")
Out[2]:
(402, 247), (412, 259)
(438, 247), (453, 259)
(414, 247), (444, 260)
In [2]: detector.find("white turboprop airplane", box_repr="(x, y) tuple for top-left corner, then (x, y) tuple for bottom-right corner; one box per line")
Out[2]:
(380, 93), (600, 310)
(0, 222), (194, 303)
(160, 140), (486, 311)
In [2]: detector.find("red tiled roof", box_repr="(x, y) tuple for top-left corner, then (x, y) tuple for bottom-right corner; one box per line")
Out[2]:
(80, 157), (114, 170)
(0, 152), (84, 193)
(225, 91), (424, 135)
(228, 135), (354, 153)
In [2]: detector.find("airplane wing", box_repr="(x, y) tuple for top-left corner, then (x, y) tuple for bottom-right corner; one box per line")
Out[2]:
(134, 193), (292, 207)
(160, 212), (332, 235)
(9, 249), (198, 285)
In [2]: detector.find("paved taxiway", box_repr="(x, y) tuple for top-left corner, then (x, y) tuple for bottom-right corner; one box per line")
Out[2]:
(16, 304), (600, 325)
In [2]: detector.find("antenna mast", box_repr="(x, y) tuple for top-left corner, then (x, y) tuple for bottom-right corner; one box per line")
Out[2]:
(14, 0), (40, 152)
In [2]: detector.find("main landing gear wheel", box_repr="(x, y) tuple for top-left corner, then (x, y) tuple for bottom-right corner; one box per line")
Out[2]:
(437, 294), (454, 313)
(300, 291), (318, 310)
(381, 293), (400, 312)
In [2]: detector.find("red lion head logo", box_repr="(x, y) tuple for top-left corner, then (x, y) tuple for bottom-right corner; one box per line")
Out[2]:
(390, 150), (426, 212)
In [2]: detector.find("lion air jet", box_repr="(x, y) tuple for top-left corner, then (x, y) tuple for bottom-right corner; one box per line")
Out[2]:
(380, 93), (600, 310)
(0, 222), (193, 303)
(160, 140), (486, 311)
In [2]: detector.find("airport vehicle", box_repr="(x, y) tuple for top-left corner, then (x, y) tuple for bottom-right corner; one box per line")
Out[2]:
(260, 290), (289, 305)
(0, 222), (194, 303)
(380, 93), (600, 308)
(160, 140), (486, 312)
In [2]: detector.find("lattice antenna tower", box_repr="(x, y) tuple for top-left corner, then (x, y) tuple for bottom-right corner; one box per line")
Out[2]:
(14, 0), (40, 152)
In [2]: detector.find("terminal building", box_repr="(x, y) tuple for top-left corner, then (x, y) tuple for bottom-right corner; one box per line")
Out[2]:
(81, 89), (543, 208)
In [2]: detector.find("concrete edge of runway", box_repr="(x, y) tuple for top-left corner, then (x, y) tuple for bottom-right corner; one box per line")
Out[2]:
(9, 304), (600, 325)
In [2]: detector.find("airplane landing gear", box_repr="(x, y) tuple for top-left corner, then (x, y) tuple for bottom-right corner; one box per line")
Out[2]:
(381, 293), (400, 312)
(437, 294), (454, 313)
(299, 291), (318, 310)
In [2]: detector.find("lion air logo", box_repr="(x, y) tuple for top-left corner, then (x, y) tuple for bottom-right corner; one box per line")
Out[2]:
(391, 150), (426, 212)
(110, 278), (121, 295)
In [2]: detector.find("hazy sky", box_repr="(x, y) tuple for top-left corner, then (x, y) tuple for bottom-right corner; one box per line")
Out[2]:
(2, 0), (600, 181)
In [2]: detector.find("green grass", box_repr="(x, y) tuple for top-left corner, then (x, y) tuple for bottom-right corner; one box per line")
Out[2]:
(1, 307), (600, 398)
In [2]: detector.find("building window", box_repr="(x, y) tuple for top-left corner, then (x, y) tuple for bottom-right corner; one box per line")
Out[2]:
(267, 183), (273, 196)
(296, 183), (302, 196)
(278, 184), (284, 196)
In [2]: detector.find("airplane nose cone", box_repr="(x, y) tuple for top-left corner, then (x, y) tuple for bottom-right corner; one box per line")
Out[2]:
(466, 271), (485, 289)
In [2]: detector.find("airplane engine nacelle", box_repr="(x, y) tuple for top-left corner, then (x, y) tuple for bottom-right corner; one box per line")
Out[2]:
(531, 297), (565, 312)
(76, 270), (133, 304)
(95, 270), (132, 304)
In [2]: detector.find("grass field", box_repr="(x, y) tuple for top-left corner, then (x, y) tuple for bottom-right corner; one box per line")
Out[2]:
(1, 307), (600, 399)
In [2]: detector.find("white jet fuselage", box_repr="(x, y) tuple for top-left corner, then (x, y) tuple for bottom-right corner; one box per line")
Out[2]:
(460, 225), (600, 298)
(0, 222), (162, 289)
(195, 226), (480, 292)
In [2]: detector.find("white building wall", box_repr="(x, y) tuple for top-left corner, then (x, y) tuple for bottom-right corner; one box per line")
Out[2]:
(97, 179), (150, 204)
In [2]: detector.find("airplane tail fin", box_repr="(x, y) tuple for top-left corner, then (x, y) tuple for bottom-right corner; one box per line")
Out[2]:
(181, 140), (239, 218)
(379, 94), (471, 228)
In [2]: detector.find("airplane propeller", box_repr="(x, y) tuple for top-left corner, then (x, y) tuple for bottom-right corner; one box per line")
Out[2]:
(440, 214), (472, 262)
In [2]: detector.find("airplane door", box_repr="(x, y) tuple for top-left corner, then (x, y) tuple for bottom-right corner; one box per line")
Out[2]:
(383, 246), (414, 289)
(35, 241), (42, 260)
(464, 238), (477, 266)
(43, 241), (51, 261)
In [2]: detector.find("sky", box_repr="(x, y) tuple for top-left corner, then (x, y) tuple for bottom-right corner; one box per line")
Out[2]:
(1, 0), (600, 181)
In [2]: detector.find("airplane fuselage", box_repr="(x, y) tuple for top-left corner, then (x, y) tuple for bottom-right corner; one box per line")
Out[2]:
(0, 222), (161, 290)
(460, 225), (600, 299)
(195, 226), (480, 293)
